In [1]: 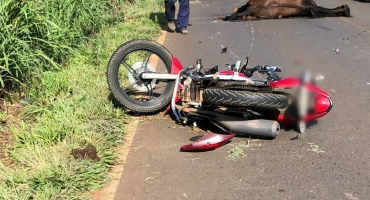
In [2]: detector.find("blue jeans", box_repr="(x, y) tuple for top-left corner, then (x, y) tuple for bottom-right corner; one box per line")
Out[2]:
(165, 0), (189, 30)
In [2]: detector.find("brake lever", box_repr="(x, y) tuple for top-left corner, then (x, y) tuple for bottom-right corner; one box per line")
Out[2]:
(243, 65), (261, 77)
(258, 69), (281, 81)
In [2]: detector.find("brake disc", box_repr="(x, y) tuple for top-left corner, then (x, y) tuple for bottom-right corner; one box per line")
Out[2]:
(128, 62), (157, 92)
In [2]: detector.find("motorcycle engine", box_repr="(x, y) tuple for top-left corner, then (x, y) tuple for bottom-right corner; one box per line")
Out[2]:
(181, 77), (203, 103)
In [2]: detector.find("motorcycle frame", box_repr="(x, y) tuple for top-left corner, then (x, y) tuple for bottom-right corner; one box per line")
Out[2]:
(140, 57), (333, 127)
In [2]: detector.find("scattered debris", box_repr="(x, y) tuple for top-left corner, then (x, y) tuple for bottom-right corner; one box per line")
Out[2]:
(308, 143), (325, 153)
(144, 176), (158, 184)
(290, 135), (299, 141)
(315, 75), (324, 80)
(330, 89), (336, 92)
(343, 38), (350, 44)
(333, 46), (339, 54)
(144, 172), (160, 184)
(187, 126), (204, 133)
(344, 192), (359, 200)
(367, 83), (370, 85)
(221, 47), (227, 53)
(71, 145), (100, 162)
(133, 144), (143, 152)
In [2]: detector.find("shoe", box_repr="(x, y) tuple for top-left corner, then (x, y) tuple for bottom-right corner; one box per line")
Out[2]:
(180, 29), (189, 35)
(167, 22), (176, 32)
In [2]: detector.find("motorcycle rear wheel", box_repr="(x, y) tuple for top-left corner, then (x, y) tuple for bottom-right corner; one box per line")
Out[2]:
(202, 89), (288, 109)
(106, 39), (175, 113)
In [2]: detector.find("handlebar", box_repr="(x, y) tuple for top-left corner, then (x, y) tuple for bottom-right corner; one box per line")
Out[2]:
(243, 65), (261, 77)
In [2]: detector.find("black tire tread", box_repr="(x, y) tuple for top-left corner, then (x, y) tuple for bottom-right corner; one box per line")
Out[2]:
(106, 39), (175, 113)
(202, 89), (288, 109)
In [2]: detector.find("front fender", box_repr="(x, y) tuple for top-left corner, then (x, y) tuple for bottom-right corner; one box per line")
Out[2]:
(171, 57), (184, 74)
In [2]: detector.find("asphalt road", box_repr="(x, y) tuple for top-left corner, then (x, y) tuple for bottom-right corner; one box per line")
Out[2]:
(114, 0), (370, 199)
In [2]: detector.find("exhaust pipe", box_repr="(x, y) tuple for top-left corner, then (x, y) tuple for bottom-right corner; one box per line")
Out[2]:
(211, 118), (280, 138)
(191, 111), (280, 138)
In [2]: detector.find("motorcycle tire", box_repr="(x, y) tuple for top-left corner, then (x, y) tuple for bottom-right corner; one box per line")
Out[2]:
(202, 89), (288, 109)
(106, 39), (175, 113)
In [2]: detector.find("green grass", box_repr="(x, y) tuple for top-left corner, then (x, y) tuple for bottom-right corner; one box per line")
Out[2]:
(0, 0), (124, 91)
(0, 0), (166, 199)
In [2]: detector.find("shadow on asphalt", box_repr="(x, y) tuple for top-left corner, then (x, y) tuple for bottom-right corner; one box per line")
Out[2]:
(149, 12), (168, 31)
(353, 0), (370, 2)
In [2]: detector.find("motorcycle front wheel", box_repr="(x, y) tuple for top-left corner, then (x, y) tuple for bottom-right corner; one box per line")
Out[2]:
(106, 39), (175, 113)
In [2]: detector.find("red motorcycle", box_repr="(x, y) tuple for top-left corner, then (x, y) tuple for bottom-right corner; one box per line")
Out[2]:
(106, 39), (333, 151)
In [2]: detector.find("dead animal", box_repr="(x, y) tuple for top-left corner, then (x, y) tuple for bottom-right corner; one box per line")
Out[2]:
(71, 145), (100, 162)
(220, 0), (351, 21)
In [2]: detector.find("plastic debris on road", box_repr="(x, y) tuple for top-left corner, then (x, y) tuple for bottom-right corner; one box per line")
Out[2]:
(315, 75), (324, 80)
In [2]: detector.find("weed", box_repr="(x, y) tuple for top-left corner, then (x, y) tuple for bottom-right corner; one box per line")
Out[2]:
(227, 140), (251, 160)
(308, 143), (325, 153)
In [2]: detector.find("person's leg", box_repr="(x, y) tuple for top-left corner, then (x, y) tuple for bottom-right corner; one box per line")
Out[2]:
(165, 0), (177, 31)
(177, 0), (190, 34)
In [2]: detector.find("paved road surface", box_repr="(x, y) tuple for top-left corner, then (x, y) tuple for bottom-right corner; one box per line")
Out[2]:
(114, 0), (370, 199)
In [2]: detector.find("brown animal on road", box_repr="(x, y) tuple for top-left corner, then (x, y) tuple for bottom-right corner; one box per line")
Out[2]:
(221, 0), (351, 21)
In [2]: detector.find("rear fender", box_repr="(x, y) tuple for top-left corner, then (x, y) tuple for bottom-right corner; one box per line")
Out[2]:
(180, 132), (236, 152)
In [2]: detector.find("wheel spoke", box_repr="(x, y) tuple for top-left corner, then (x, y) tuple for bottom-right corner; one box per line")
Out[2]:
(122, 61), (137, 75)
(142, 52), (152, 70)
(122, 82), (139, 94)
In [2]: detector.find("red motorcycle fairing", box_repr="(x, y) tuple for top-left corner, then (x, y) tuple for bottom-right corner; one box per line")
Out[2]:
(180, 132), (236, 152)
(269, 77), (329, 96)
(170, 57), (184, 74)
(270, 77), (333, 124)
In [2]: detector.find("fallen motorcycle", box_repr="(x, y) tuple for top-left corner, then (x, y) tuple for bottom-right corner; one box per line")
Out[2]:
(106, 39), (333, 151)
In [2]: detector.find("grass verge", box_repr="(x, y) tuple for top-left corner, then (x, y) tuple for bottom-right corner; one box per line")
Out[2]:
(0, 0), (166, 199)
